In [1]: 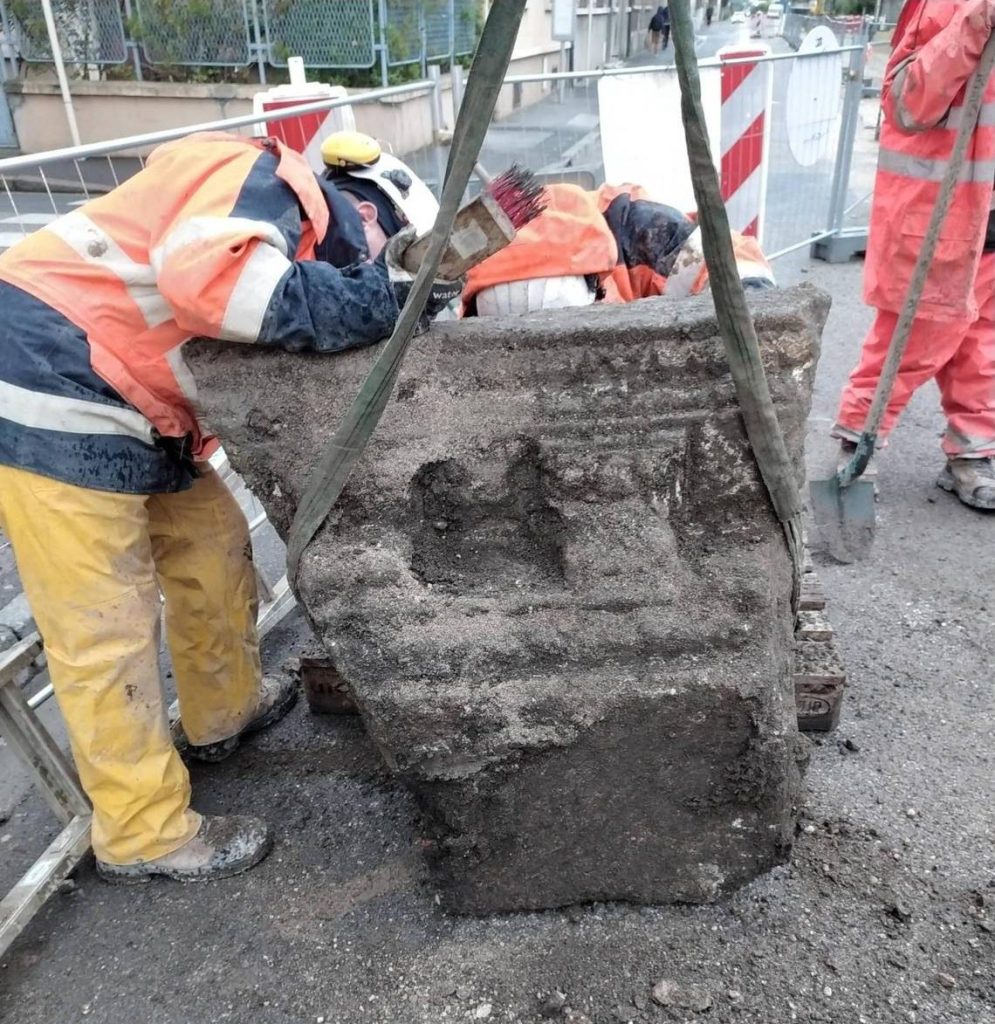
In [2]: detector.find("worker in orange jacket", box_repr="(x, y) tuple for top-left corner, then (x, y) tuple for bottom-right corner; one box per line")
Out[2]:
(0, 132), (455, 883)
(462, 182), (774, 316)
(834, 0), (995, 510)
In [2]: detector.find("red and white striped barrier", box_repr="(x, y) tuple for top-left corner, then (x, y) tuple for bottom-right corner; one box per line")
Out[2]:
(718, 45), (773, 241)
(253, 57), (356, 173)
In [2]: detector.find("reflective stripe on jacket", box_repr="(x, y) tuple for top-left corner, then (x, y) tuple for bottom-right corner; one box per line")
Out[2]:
(0, 133), (398, 493)
(866, 0), (995, 321)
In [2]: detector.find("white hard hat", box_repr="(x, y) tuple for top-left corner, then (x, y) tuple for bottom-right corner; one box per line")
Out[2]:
(475, 275), (596, 317)
(321, 131), (438, 237)
(339, 151), (439, 237)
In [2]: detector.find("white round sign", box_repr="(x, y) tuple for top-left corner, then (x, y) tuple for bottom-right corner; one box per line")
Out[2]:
(785, 26), (844, 167)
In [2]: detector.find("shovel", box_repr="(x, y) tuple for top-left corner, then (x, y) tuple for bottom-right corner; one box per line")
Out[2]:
(810, 30), (995, 563)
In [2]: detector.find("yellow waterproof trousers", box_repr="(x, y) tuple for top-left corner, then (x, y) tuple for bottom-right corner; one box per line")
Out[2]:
(0, 463), (261, 864)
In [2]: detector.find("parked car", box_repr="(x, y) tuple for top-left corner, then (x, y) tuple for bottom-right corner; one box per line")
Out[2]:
(767, 3), (784, 18)
(731, 9), (747, 22)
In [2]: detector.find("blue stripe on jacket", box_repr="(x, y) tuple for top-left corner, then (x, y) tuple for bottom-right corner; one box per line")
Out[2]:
(0, 281), (192, 493)
(229, 149), (305, 256)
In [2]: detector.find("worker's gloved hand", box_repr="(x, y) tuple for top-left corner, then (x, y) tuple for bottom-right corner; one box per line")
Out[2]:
(382, 226), (464, 333)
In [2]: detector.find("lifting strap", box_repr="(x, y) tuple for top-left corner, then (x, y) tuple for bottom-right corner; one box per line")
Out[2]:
(286, 0), (528, 583)
(669, 0), (805, 605)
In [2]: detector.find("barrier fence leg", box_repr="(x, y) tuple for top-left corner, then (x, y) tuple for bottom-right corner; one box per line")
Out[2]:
(0, 634), (93, 959)
(813, 39), (868, 263)
(377, 0), (390, 87)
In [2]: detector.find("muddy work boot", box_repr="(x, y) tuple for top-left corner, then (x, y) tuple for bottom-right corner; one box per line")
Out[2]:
(936, 456), (995, 511)
(184, 674), (299, 764)
(96, 814), (272, 884)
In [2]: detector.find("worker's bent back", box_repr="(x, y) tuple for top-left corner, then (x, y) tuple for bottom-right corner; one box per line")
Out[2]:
(0, 132), (394, 495)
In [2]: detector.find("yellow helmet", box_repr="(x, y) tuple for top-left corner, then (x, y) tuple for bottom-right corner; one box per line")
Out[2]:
(319, 130), (383, 169)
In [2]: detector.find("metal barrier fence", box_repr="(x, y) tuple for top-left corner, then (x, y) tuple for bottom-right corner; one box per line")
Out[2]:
(411, 46), (876, 263)
(782, 11), (869, 50)
(0, 43), (878, 265)
(0, 0), (482, 81)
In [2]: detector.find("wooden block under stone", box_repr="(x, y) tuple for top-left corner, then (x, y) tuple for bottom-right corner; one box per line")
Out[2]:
(796, 609), (834, 642)
(799, 572), (826, 612)
(300, 658), (358, 715)
(794, 639), (846, 732)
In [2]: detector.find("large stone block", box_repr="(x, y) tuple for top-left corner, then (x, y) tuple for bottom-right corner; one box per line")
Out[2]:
(186, 285), (828, 913)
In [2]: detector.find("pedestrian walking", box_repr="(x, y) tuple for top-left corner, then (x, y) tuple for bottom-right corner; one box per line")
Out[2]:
(647, 5), (671, 53)
(833, 0), (995, 510)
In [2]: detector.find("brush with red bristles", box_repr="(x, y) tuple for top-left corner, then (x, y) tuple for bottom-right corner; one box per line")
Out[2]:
(401, 164), (548, 280)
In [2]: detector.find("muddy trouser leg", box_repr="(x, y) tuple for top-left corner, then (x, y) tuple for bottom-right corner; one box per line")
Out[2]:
(0, 464), (200, 865)
(935, 253), (995, 459)
(834, 309), (970, 445)
(148, 465), (262, 747)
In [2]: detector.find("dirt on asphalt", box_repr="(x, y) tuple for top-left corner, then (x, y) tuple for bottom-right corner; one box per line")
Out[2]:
(0, 259), (992, 1024)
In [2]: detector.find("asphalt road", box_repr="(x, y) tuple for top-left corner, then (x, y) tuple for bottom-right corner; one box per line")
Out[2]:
(1, 256), (992, 1024)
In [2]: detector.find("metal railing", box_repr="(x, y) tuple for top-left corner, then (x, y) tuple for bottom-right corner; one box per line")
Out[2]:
(0, 0), (482, 82)
(0, 78), (434, 245)
(782, 11), (870, 50)
(1, 43), (879, 264)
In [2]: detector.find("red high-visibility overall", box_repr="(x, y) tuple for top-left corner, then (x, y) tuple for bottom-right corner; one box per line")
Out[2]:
(836, 0), (995, 457)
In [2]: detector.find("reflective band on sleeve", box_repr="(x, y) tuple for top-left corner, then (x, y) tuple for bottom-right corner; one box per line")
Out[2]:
(219, 243), (291, 342)
(666, 228), (705, 300)
(150, 215), (290, 275)
(890, 61), (921, 134)
(944, 101), (995, 132)
(0, 378), (156, 441)
(878, 147), (995, 184)
(45, 211), (173, 329)
(165, 342), (199, 402)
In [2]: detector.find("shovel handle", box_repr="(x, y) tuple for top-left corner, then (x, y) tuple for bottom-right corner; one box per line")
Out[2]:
(839, 30), (995, 486)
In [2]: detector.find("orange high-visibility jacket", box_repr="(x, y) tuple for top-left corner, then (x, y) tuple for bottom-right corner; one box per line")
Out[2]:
(0, 133), (395, 493)
(463, 183), (773, 311)
(865, 0), (995, 322)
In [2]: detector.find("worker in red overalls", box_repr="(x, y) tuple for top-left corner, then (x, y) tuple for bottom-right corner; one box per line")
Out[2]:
(833, 0), (995, 511)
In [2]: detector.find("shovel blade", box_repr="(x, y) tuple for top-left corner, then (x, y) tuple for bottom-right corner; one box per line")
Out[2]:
(809, 476), (877, 563)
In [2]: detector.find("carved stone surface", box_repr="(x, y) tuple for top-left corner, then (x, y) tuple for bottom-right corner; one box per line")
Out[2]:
(187, 285), (829, 912)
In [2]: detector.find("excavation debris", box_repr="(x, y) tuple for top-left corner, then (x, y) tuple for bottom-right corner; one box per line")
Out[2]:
(187, 286), (828, 913)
